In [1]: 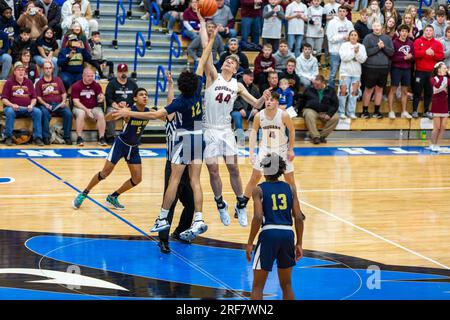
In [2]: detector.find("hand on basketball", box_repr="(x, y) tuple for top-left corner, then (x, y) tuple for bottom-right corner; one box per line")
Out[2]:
(245, 244), (253, 262)
(295, 244), (303, 261)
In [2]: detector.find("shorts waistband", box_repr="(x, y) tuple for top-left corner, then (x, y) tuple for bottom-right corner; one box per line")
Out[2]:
(261, 225), (292, 231)
(117, 136), (138, 147)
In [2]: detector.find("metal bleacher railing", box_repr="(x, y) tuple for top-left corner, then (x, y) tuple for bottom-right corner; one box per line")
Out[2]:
(131, 31), (146, 80)
(112, 0), (127, 49)
(146, 2), (161, 49)
(418, 0), (450, 17)
(155, 65), (167, 109)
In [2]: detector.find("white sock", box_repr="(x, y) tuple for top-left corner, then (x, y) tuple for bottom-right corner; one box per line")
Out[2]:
(159, 208), (169, 219)
(194, 212), (202, 221)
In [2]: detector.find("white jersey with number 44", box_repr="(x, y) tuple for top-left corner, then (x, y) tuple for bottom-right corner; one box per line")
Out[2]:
(204, 74), (238, 129)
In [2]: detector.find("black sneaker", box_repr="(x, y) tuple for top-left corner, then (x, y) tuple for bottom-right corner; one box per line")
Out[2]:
(77, 136), (84, 146)
(312, 137), (320, 144)
(158, 241), (171, 254)
(372, 112), (383, 119)
(106, 136), (115, 145)
(34, 138), (44, 146)
(43, 137), (51, 145)
(171, 232), (191, 244)
(64, 138), (72, 145)
(361, 111), (370, 119)
(98, 136), (107, 146)
(320, 136), (327, 143)
(5, 137), (12, 146)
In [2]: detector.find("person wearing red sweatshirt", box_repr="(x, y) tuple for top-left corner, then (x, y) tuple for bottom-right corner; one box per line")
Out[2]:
(254, 43), (276, 89)
(412, 25), (445, 119)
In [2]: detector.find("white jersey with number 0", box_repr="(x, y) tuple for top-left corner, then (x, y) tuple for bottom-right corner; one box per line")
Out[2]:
(204, 74), (238, 129)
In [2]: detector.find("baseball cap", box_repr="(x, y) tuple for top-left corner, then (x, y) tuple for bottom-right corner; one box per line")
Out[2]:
(13, 61), (24, 70)
(228, 38), (238, 44)
(117, 64), (128, 72)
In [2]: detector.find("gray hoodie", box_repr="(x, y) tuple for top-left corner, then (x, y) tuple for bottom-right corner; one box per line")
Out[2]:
(273, 50), (295, 72)
(295, 53), (319, 81)
(362, 33), (394, 69)
(440, 37), (450, 67)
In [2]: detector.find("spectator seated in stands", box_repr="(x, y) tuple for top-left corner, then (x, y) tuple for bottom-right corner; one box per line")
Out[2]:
(161, 0), (188, 36)
(231, 68), (260, 139)
(61, 0), (98, 35)
(276, 78), (294, 110)
(11, 27), (37, 63)
(0, 6), (18, 45)
(17, 1), (48, 40)
(58, 33), (91, 89)
(71, 67), (106, 146)
(34, 26), (59, 76)
(295, 43), (319, 88)
(61, 21), (91, 51)
(0, 27), (11, 79)
(212, 0), (238, 39)
(254, 43), (276, 89)
(278, 58), (301, 104)
(273, 39), (295, 73)
(61, 1), (89, 39)
(188, 21), (223, 65)
(88, 31), (114, 80)
(36, 60), (72, 145)
(260, 70), (279, 93)
(300, 75), (339, 145)
(216, 38), (249, 73)
(35, 0), (63, 39)
(104, 63), (138, 144)
(1, 61), (43, 146)
(19, 49), (39, 83)
(182, 0), (200, 40)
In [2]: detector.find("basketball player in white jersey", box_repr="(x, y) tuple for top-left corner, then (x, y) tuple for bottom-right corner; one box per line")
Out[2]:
(197, 12), (271, 227)
(243, 91), (297, 200)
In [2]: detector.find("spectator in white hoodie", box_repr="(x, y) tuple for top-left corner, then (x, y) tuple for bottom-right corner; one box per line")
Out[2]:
(338, 30), (367, 119)
(295, 43), (319, 87)
(326, 6), (354, 88)
(61, 0), (98, 35)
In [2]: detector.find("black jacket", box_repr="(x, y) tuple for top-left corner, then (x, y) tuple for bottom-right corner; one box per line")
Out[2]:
(300, 86), (338, 117)
(105, 78), (139, 108)
(11, 37), (37, 62)
(0, 0), (23, 20)
(354, 20), (372, 44)
(233, 79), (260, 112)
(218, 47), (249, 71)
(35, 0), (61, 31)
(278, 70), (300, 95)
(161, 0), (188, 15)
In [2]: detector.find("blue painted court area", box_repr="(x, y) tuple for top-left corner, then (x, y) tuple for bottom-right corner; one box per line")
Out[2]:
(25, 236), (450, 300)
(1, 146), (450, 159)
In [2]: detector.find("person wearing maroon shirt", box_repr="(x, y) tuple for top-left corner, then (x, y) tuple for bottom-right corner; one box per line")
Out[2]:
(241, 0), (263, 45)
(340, 0), (355, 21)
(181, 0), (200, 40)
(71, 67), (106, 146)
(254, 43), (276, 89)
(2, 61), (42, 146)
(36, 60), (72, 145)
(412, 25), (445, 119)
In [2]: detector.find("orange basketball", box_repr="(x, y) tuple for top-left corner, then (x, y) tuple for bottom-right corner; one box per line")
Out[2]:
(198, 0), (218, 18)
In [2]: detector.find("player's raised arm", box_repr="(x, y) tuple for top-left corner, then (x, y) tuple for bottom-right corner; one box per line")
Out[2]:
(196, 11), (218, 82)
(166, 71), (176, 121)
(238, 83), (272, 109)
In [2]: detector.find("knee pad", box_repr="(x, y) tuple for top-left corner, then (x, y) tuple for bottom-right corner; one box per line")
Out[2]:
(129, 178), (137, 187)
(97, 172), (105, 181)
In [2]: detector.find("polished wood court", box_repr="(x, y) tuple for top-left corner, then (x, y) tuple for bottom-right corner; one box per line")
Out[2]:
(1, 139), (449, 274)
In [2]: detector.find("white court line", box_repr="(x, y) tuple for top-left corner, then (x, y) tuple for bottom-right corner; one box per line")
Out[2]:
(5, 186), (450, 198)
(299, 199), (450, 270)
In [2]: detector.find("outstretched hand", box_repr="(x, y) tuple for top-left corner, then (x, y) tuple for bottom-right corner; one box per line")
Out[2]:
(166, 71), (173, 85)
(263, 88), (272, 101)
(112, 108), (130, 120)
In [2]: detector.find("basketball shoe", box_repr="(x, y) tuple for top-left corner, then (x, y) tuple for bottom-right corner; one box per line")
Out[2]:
(179, 220), (208, 242)
(151, 218), (170, 232)
(73, 193), (87, 209)
(216, 199), (230, 226)
(106, 195), (125, 210)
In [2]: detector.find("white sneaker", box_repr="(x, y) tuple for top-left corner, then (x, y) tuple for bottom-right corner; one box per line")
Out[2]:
(349, 113), (357, 119)
(339, 114), (347, 120)
(151, 218), (170, 232)
(235, 205), (248, 227)
(179, 220), (208, 241)
(401, 111), (412, 119)
(218, 201), (230, 226)
(431, 145), (441, 152)
(388, 111), (396, 119)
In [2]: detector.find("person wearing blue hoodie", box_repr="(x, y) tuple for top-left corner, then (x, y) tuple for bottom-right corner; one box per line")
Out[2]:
(0, 6), (18, 45)
(0, 28), (11, 79)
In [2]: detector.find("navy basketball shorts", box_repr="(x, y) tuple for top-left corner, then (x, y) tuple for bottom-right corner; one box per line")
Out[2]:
(107, 137), (141, 165)
(252, 229), (296, 272)
(171, 131), (205, 165)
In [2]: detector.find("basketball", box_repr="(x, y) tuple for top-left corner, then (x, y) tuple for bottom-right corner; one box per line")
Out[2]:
(198, 0), (218, 17)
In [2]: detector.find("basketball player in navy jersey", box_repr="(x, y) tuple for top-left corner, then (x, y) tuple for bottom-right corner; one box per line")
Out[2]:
(72, 88), (150, 210)
(246, 153), (305, 300)
(112, 34), (217, 240)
